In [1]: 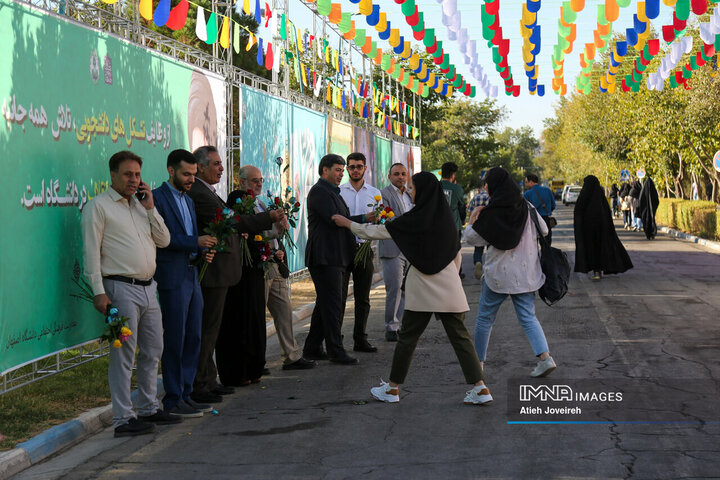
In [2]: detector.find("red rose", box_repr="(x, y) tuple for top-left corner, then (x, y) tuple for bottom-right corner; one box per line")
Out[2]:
(384, 206), (392, 212)
(275, 197), (282, 205)
(294, 201), (300, 207)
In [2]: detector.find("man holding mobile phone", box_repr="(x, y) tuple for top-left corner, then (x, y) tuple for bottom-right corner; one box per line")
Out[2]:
(82, 150), (177, 437)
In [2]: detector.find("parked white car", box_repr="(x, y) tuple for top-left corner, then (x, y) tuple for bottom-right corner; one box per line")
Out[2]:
(563, 186), (582, 205)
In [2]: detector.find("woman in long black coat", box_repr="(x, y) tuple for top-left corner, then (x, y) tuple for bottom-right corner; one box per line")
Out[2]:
(639, 176), (659, 240)
(574, 175), (633, 280)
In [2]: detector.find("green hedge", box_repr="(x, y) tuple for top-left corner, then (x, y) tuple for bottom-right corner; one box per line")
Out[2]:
(656, 199), (720, 241)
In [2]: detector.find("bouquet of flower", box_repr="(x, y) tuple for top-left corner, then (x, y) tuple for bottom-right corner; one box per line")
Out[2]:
(71, 275), (132, 348)
(198, 207), (237, 282)
(102, 306), (133, 348)
(231, 190), (257, 267)
(254, 234), (276, 278)
(354, 195), (394, 268)
(265, 187), (301, 251)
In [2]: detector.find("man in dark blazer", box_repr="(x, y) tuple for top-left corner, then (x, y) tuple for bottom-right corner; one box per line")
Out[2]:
(188, 146), (284, 403)
(303, 154), (370, 365)
(153, 149), (217, 417)
(379, 163), (413, 342)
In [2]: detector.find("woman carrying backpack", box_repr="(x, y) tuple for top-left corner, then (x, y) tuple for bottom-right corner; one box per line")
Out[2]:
(463, 167), (557, 380)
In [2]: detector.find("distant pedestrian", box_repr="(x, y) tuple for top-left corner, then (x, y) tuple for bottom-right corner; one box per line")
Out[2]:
(440, 162), (466, 279)
(629, 180), (643, 231)
(639, 176), (659, 240)
(468, 188), (489, 279)
(609, 183), (619, 217)
(573, 175), (633, 281)
(464, 167), (557, 382)
(619, 182), (632, 229)
(523, 173), (557, 245)
(332, 172), (490, 406)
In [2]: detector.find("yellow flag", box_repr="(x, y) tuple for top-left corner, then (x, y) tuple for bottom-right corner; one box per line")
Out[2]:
(139, 0), (152, 21)
(246, 32), (256, 51)
(243, 0), (251, 15)
(219, 17), (230, 49)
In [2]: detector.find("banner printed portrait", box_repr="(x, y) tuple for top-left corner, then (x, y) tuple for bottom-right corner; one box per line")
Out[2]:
(353, 126), (376, 186)
(0, 0), (226, 374)
(240, 86), (289, 201)
(392, 141), (412, 174)
(327, 118), (353, 183)
(289, 104), (327, 273)
(374, 136), (392, 190)
(411, 145), (422, 175)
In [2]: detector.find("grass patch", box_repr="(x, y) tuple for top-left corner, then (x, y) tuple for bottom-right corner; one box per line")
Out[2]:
(0, 352), (112, 451)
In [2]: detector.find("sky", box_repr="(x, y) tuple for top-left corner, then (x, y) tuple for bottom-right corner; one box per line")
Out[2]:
(278, 0), (679, 138)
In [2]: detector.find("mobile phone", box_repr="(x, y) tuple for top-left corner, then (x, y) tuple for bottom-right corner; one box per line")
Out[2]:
(136, 181), (147, 201)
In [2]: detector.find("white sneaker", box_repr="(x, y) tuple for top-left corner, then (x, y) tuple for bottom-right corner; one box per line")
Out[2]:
(370, 380), (399, 403)
(531, 356), (557, 377)
(464, 385), (493, 405)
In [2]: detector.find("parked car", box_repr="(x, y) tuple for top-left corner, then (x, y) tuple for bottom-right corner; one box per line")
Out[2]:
(563, 186), (582, 205)
(561, 184), (580, 203)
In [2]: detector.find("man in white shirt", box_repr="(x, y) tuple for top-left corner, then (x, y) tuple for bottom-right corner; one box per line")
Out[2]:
(339, 152), (381, 353)
(379, 163), (413, 341)
(82, 150), (176, 437)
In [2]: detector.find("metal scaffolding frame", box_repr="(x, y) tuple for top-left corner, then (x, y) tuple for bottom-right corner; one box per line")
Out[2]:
(2, 0), (421, 393)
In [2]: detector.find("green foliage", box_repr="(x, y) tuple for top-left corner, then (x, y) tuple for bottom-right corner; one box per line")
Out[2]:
(540, 22), (720, 202)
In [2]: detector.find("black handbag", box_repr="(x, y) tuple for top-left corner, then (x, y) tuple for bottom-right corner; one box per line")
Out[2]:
(529, 207), (570, 306)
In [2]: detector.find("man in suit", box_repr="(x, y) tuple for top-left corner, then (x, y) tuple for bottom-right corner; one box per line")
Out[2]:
(303, 154), (370, 365)
(379, 163), (413, 342)
(239, 165), (316, 372)
(153, 149), (217, 418)
(188, 146), (284, 403)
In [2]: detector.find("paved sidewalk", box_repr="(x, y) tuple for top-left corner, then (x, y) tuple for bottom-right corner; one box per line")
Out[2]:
(6, 205), (720, 479)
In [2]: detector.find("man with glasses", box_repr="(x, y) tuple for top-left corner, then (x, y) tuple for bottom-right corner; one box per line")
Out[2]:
(339, 152), (381, 353)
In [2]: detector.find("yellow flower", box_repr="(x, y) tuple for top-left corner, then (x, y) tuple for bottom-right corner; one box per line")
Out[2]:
(112, 339), (122, 348)
(254, 235), (263, 242)
(374, 195), (382, 202)
(120, 327), (132, 336)
(388, 211), (395, 218)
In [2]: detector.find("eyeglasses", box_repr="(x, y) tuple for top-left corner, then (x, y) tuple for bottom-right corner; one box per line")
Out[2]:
(250, 178), (264, 185)
(347, 165), (365, 170)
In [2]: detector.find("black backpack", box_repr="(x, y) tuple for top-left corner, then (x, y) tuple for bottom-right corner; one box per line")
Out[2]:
(529, 207), (570, 306)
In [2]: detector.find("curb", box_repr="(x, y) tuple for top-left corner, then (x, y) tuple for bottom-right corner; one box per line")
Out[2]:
(1, 272), (385, 480)
(658, 226), (720, 253)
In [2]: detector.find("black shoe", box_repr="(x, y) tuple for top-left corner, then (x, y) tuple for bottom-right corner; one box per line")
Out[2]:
(191, 391), (223, 404)
(139, 409), (183, 425)
(262, 368), (271, 375)
(304, 350), (329, 361)
(329, 353), (359, 365)
(114, 418), (156, 437)
(353, 340), (378, 353)
(282, 357), (317, 370)
(211, 385), (235, 395)
(385, 331), (399, 342)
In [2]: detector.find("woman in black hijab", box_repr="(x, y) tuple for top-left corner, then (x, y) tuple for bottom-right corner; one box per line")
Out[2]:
(639, 176), (659, 240)
(332, 171), (490, 406)
(629, 180), (643, 231)
(609, 183), (620, 217)
(464, 167), (556, 380)
(574, 175), (633, 280)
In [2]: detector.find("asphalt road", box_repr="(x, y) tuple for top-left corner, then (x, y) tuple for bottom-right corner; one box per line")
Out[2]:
(16, 205), (720, 479)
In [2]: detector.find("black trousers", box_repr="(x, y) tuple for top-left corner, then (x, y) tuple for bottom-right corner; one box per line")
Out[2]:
(304, 265), (347, 357)
(216, 267), (266, 385)
(541, 216), (554, 246)
(341, 248), (375, 344)
(193, 286), (228, 394)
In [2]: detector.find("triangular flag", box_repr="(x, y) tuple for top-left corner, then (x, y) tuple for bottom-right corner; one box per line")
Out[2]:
(246, 32), (257, 51)
(243, 0), (251, 14)
(166, 0), (189, 30)
(256, 38), (264, 66)
(153, 0), (171, 26)
(264, 42), (273, 70)
(280, 14), (287, 40)
(219, 16), (230, 49)
(273, 41), (281, 72)
(255, 0), (261, 24)
(205, 12), (217, 44)
(264, 2), (272, 28)
(195, 8), (207, 42)
(233, 22), (240, 53)
(139, 0), (153, 21)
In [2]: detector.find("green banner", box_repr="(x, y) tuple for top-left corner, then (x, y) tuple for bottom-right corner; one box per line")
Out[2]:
(375, 136), (392, 190)
(0, 0), (226, 374)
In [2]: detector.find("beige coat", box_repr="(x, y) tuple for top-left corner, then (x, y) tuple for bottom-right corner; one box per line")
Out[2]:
(350, 223), (469, 313)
